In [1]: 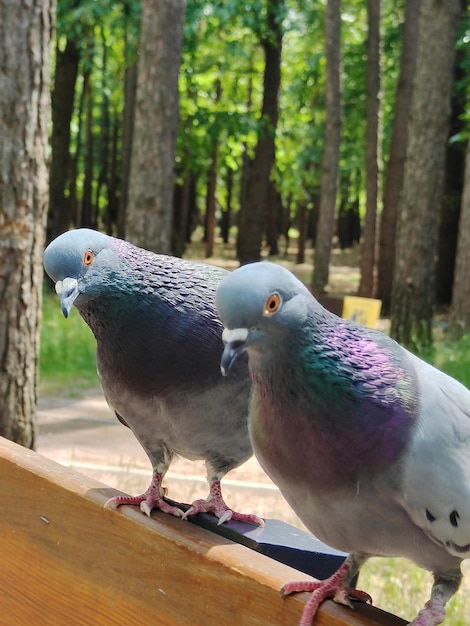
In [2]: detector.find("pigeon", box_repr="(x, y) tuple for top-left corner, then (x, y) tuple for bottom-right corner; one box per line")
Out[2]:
(216, 260), (469, 626)
(43, 228), (262, 526)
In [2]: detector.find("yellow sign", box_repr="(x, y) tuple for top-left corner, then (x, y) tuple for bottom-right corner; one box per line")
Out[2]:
(342, 296), (382, 329)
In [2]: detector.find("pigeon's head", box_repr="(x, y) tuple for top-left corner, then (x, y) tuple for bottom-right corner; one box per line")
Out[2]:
(216, 262), (312, 375)
(43, 228), (116, 317)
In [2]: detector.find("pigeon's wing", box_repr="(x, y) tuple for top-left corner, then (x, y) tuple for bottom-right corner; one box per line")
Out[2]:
(400, 352), (470, 559)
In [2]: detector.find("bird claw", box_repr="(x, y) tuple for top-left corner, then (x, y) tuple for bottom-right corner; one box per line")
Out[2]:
(104, 496), (120, 510)
(217, 509), (233, 525)
(280, 579), (371, 602)
(105, 491), (185, 519)
(178, 477), (264, 526)
(181, 496), (264, 527)
(140, 498), (185, 519)
(105, 494), (145, 510)
(333, 587), (373, 609)
(104, 471), (187, 519)
(280, 560), (371, 626)
(224, 510), (265, 527)
(140, 501), (153, 517)
(181, 497), (234, 523)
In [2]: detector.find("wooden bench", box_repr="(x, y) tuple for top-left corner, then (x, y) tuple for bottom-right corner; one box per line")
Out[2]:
(0, 436), (406, 625)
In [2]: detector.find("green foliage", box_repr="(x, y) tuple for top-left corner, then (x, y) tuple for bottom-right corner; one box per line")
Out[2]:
(360, 556), (468, 625)
(434, 332), (470, 388)
(55, 0), (140, 224)
(39, 290), (98, 395)
(178, 0), (265, 184)
(56, 0), (140, 57)
(53, 0), (413, 234)
(275, 4), (325, 207)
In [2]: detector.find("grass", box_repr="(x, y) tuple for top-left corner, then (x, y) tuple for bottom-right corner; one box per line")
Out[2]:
(434, 333), (470, 388)
(39, 289), (98, 395)
(360, 557), (469, 624)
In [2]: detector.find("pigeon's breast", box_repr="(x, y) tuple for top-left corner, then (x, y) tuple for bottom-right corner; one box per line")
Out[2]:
(249, 370), (416, 493)
(80, 296), (224, 395)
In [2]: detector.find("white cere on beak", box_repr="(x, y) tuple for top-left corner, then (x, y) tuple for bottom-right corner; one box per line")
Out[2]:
(55, 276), (78, 296)
(222, 327), (249, 344)
(220, 327), (250, 376)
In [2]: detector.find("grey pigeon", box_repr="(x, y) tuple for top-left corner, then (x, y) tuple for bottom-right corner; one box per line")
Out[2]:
(43, 228), (262, 526)
(216, 261), (469, 626)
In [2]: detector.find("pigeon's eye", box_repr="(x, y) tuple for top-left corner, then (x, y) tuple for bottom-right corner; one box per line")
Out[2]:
(83, 250), (94, 266)
(263, 293), (282, 317)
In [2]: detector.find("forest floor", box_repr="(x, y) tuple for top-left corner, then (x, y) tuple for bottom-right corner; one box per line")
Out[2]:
(184, 230), (362, 295)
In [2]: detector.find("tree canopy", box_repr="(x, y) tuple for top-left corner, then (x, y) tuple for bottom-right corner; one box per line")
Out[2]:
(48, 0), (470, 348)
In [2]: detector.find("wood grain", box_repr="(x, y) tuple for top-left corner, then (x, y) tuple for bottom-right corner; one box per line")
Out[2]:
(0, 436), (406, 626)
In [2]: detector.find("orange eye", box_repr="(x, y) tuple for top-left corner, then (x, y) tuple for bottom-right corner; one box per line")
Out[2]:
(263, 293), (282, 317)
(83, 250), (94, 266)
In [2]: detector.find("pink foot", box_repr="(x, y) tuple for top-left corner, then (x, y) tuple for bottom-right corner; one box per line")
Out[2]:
(280, 561), (372, 626)
(181, 479), (264, 526)
(410, 598), (446, 626)
(105, 472), (184, 518)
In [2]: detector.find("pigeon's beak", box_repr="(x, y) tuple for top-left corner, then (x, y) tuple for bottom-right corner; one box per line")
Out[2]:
(54, 277), (80, 318)
(220, 327), (249, 376)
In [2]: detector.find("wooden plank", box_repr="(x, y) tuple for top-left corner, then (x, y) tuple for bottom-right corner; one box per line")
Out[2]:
(0, 436), (406, 626)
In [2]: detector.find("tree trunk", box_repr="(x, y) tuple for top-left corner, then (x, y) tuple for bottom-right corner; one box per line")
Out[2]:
(358, 0), (381, 298)
(94, 27), (110, 230)
(390, 0), (463, 352)
(68, 67), (87, 227)
(376, 0), (420, 314)
(0, 0), (54, 447)
(221, 167), (233, 244)
(81, 74), (95, 228)
(267, 180), (281, 256)
(48, 37), (80, 241)
(337, 174), (361, 250)
(205, 141), (218, 258)
(236, 0), (283, 265)
(125, 0), (185, 253)
(435, 44), (467, 305)
(118, 60), (137, 238)
(312, 0), (342, 295)
(296, 203), (307, 264)
(178, 168), (193, 248)
(204, 80), (221, 258)
(451, 134), (470, 336)
(105, 114), (120, 235)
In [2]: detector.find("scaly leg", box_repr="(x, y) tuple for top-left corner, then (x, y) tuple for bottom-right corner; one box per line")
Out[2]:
(281, 554), (370, 626)
(105, 469), (184, 518)
(410, 569), (461, 626)
(182, 477), (264, 526)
